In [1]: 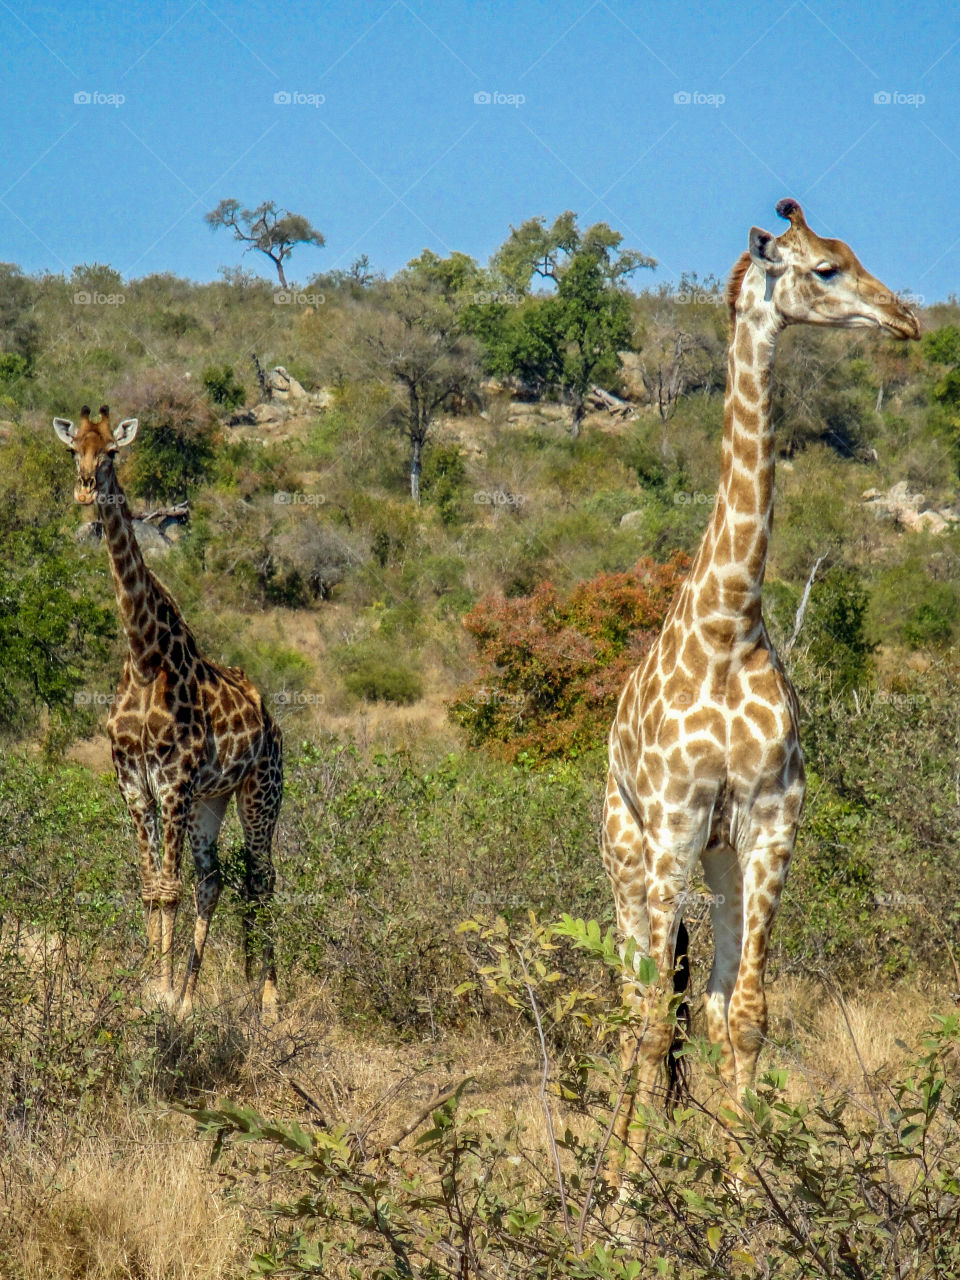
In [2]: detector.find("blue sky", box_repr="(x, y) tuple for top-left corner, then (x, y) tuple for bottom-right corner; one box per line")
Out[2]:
(3, 0), (959, 298)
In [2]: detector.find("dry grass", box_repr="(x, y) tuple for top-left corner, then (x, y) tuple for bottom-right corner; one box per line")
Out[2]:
(1, 965), (950, 1280)
(8, 1112), (248, 1280)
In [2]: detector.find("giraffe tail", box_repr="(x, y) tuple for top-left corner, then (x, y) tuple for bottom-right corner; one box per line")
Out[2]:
(665, 917), (690, 1116)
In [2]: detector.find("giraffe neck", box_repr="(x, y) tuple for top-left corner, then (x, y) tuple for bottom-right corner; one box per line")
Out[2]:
(688, 309), (780, 638)
(95, 463), (182, 677)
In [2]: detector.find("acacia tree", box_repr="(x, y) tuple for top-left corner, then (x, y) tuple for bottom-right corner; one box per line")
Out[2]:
(205, 199), (324, 288)
(479, 212), (655, 434)
(346, 279), (480, 502)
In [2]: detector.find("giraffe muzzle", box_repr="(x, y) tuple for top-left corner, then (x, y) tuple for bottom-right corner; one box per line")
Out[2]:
(75, 478), (97, 505)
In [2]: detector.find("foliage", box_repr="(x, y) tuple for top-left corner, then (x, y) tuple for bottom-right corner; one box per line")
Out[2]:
(419, 441), (467, 524)
(470, 212), (653, 428)
(202, 363), (246, 409)
(120, 374), (218, 502)
(205, 198), (325, 287)
(340, 644), (424, 705)
(187, 914), (960, 1279)
(0, 527), (116, 741)
(452, 554), (688, 758)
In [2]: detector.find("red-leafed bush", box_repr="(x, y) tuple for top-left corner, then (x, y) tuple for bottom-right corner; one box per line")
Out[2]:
(451, 553), (689, 758)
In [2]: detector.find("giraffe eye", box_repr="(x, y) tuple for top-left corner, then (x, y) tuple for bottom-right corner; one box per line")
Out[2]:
(814, 264), (839, 280)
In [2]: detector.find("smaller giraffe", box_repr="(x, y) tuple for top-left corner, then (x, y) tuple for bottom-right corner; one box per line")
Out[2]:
(54, 405), (283, 1016)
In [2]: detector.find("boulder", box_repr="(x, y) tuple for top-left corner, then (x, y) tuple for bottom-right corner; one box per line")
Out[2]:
(252, 403), (285, 426)
(131, 520), (172, 555)
(266, 366), (309, 402)
(619, 509), (645, 529)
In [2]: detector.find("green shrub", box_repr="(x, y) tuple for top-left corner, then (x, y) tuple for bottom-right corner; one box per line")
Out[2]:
(120, 374), (218, 502)
(201, 363), (246, 409)
(342, 651), (423, 704)
(420, 442), (467, 524)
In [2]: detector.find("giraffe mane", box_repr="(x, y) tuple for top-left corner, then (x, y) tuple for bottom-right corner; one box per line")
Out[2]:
(725, 251), (752, 327)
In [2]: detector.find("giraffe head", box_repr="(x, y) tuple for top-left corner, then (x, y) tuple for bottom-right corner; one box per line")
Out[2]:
(730, 199), (919, 340)
(53, 405), (139, 504)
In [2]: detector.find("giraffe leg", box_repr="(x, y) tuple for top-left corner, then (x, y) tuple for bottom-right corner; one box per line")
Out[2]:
(727, 842), (793, 1098)
(601, 772), (649, 1185)
(155, 790), (192, 1010)
(701, 842), (744, 1097)
(629, 846), (696, 1151)
(237, 741), (282, 1016)
(128, 797), (163, 995)
(180, 793), (229, 1016)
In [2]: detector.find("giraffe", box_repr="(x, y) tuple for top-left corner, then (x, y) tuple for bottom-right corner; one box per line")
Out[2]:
(53, 405), (283, 1016)
(601, 200), (918, 1179)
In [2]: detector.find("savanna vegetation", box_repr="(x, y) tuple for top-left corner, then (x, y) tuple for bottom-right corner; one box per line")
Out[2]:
(1, 209), (959, 1277)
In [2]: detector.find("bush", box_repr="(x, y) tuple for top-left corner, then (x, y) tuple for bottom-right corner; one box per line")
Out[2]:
(120, 374), (218, 502)
(201, 363), (246, 410)
(451, 554), (688, 758)
(341, 647), (423, 704)
(188, 916), (960, 1280)
(0, 527), (116, 741)
(420, 442), (467, 524)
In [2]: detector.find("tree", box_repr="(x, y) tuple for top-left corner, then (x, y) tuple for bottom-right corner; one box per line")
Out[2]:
(340, 279), (480, 502)
(0, 263), (40, 368)
(205, 199), (324, 288)
(491, 211), (654, 294)
(476, 213), (656, 434)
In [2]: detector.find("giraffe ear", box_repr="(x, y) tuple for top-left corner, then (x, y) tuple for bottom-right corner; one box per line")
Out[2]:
(749, 226), (787, 278)
(112, 417), (139, 448)
(53, 417), (77, 447)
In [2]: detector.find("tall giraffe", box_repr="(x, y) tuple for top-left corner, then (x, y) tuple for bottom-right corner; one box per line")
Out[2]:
(54, 405), (283, 1015)
(602, 200), (918, 1177)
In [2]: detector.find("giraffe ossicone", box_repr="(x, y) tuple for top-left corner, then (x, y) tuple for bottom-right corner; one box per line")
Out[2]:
(54, 404), (283, 1017)
(602, 200), (918, 1184)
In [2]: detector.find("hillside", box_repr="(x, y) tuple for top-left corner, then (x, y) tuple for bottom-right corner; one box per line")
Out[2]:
(2, 257), (960, 1277)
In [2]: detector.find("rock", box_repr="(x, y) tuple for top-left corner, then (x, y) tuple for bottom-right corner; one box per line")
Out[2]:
(159, 516), (186, 542)
(619, 509), (645, 529)
(617, 351), (648, 403)
(312, 387), (335, 409)
(75, 520), (102, 545)
(266, 366), (308, 402)
(227, 408), (258, 426)
(252, 403), (285, 426)
(862, 480), (955, 535)
(131, 520), (171, 555)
